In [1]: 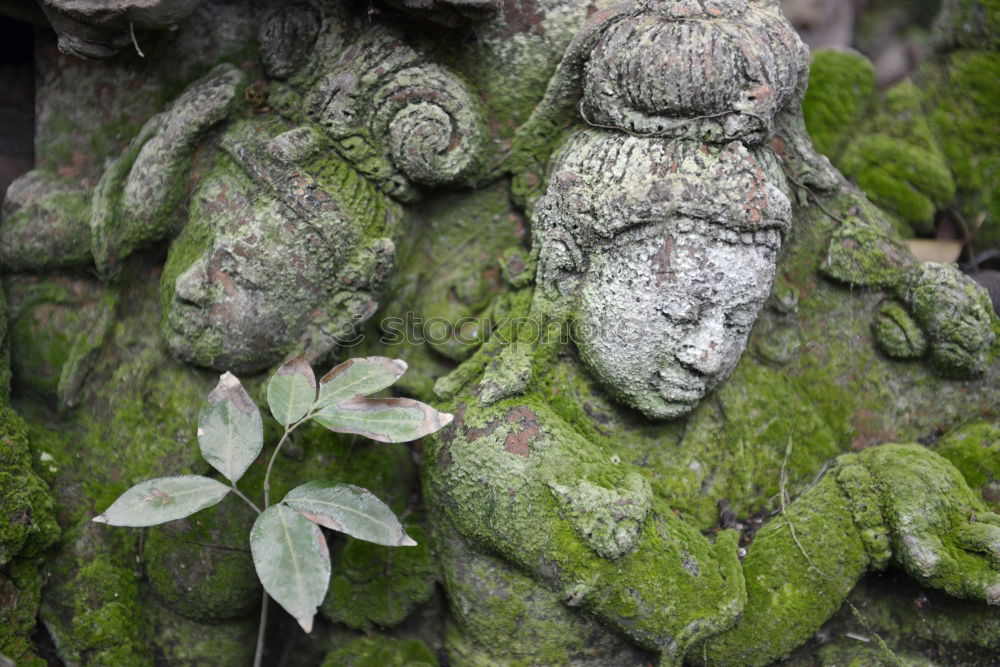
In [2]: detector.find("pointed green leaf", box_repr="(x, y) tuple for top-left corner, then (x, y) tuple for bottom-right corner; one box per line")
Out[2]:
(92, 476), (229, 527)
(283, 481), (416, 546)
(314, 396), (453, 443)
(250, 504), (330, 633)
(198, 372), (263, 484)
(315, 357), (408, 410)
(267, 354), (317, 426)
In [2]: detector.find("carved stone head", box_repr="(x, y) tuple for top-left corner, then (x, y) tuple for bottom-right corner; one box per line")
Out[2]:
(534, 129), (791, 418)
(162, 124), (400, 374)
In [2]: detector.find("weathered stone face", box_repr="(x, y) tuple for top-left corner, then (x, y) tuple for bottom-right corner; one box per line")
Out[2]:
(534, 131), (789, 418)
(163, 171), (316, 373)
(576, 221), (779, 419)
(161, 122), (400, 374)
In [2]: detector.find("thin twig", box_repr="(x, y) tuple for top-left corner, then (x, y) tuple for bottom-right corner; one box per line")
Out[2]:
(231, 485), (262, 514)
(180, 539), (251, 554)
(253, 593), (268, 667)
(129, 22), (145, 58)
(263, 419), (308, 508)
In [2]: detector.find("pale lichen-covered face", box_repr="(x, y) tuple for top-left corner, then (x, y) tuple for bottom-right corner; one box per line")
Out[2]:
(534, 132), (789, 421)
(575, 220), (780, 419)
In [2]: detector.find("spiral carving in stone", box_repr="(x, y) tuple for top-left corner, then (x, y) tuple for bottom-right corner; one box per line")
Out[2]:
(307, 26), (487, 200)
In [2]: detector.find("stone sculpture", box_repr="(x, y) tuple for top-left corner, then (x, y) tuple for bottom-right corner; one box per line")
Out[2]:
(0, 0), (997, 665)
(418, 3), (1000, 664)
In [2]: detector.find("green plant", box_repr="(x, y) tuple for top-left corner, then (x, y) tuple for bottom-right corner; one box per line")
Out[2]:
(92, 355), (452, 666)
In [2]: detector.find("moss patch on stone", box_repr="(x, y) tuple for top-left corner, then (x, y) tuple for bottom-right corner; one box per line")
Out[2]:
(322, 522), (437, 631)
(802, 49), (876, 161)
(321, 636), (438, 667)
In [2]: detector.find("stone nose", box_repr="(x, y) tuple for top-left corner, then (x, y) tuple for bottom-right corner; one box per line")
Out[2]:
(675, 309), (728, 376)
(173, 255), (212, 307)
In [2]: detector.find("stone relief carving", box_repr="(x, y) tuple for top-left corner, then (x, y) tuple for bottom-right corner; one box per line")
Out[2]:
(0, 0), (997, 665)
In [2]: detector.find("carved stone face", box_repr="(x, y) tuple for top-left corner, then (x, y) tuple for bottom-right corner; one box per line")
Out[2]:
(574, 220), (780, 419)
(161, 142), (395, 374)
(163, 169), (335, 374)
(535, 130), (790, 420)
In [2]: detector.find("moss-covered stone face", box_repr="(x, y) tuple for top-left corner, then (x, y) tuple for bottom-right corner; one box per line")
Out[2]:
(161, 120), (401, 373)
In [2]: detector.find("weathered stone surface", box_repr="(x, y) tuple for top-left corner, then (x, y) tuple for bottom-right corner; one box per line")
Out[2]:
(0, 0), (998, 665)
(35, 0), (202, 59)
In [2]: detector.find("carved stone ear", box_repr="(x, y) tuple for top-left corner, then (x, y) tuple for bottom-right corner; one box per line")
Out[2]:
(536, 229), (584, 298)
(306, 22), (488, 200)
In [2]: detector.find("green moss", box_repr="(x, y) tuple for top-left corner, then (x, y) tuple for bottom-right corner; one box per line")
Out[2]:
(321, 636), (438, 667)
(370, 183), (526, 396)
(822, 571), (1000, 662)
(813, 640), (933, 666)
(817, 215), (911, 289)
(698, 471), (868, 666)
(0, 174), (93, 272)
(145, 597), (257, 666)
(321, 523), (436, 630)
(437, 533), (649, 666)
(872, 299), (928, 359)
(144, 496), (260, 621)
(159, 199), (215, 319)
(0, 407), (58, 566)
(0, 558), (48, 667)
(802, 49), (877, 160)
(806, 44), (999, 242)
(933, 0), (1000, 50)
(927, 50), (1000, 247)
(840, 134), (954, 234)
(902, 262), (996, 377)
(8, 295), (84, 399)
(50, 541), (153, 667)
(936, 420), (1000, 511)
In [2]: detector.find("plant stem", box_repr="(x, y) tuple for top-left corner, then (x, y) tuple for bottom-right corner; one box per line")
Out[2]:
(253, 592), (268, 667)
(263, 420), (302, 508)
(231, 485), (262, 514)
(256, 416), (311, 663)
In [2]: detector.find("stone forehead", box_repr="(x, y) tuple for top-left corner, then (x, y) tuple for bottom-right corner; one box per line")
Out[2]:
(537, 130), (791, 245)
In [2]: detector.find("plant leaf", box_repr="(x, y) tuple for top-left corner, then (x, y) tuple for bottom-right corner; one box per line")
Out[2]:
(250, 504), (330, 633)
(313, 397), (453, 443)
(904, 239), (963, 263)
(198, 372), (263, 484)
(92, 475), (229, 526)
(267, 354), (317, 426)
(315, 357), (408, 409)
(283, 481), (416, 546)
